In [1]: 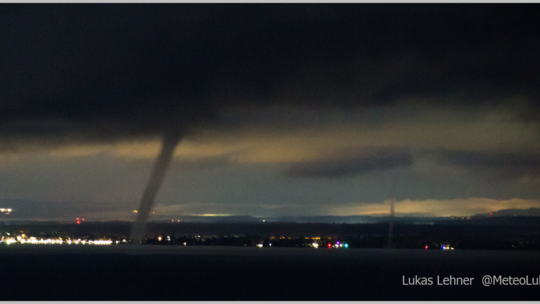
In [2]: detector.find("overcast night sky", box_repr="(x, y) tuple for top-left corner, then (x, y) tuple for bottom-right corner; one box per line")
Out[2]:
(1, 4), (540, 221)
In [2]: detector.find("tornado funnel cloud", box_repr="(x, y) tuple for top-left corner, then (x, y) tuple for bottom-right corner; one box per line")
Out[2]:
(131, 133), (181, 244)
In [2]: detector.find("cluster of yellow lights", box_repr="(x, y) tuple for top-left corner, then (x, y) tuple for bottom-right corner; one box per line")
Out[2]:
(132, 210), (156, 214)
(1, 236), (112, 245)
(0, 208), (12, 212)
(22, 238), (63, 245)
(4, 238), (17, 245)
(67, 239), (113, 245)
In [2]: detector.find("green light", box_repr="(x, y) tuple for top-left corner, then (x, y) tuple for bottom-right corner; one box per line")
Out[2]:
(344, 243), (348, 248)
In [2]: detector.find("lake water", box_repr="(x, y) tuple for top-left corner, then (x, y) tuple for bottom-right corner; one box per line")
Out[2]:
(1, 245), (538, 300)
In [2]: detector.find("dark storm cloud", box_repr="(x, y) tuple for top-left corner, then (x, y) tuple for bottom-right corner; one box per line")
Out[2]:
(1, 4), (540, 145)
(437, 150), (540, 181)
(284, 149), (412, 178)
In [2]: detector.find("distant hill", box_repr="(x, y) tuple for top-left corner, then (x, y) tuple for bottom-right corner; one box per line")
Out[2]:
(149, 214), (443, 224)
(473, 208), (540, 218)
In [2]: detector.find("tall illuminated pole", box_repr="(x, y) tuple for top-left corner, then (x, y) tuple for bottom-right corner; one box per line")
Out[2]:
(388, 168), (400, 249)
(388, 197), (395, 248)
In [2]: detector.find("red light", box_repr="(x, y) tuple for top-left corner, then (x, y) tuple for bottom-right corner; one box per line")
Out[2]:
(82, 218), (85, 221)
(490, 213), (492, 216)
(6, 213), (10, 215)
(172, 219), (174, 222)
(77, 221), (80, 225)
(327, 243), (332, 248)
(425, 245), (428, 250)
(76, 218), (79, 221)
